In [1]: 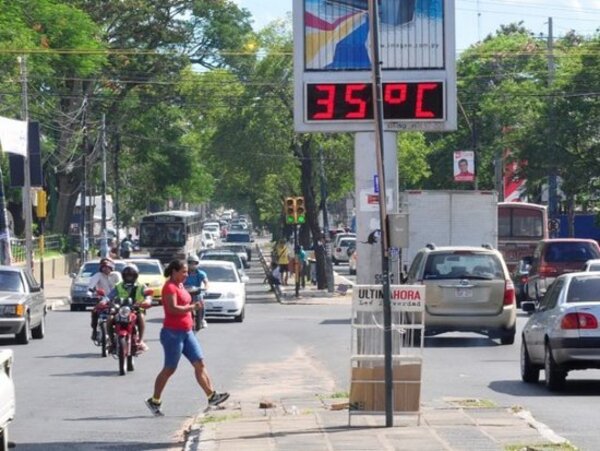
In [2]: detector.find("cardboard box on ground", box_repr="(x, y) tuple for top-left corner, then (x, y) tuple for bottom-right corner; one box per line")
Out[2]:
(349, 363), (421, 412)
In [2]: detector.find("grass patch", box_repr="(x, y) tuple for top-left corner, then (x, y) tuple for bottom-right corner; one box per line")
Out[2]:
(327, 391), (349, 399)
(504, 442), (578, 451)
(198, 412), (242, 425)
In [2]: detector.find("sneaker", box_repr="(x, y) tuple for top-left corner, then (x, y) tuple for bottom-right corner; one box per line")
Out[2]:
(91, 330), (97, 341)
(137, 341), (149, 352)
(208, 391), (230, 407)
(145, 398), (164, 417)
(200, 319), (208, 329)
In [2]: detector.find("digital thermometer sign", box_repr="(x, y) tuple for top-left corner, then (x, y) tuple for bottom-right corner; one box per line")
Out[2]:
(306, 82), (444, 122)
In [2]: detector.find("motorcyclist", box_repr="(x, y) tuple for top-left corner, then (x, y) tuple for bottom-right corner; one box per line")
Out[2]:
(184, 254), (209, 329)
(107, 263), (150, 352)
(89, 258), (122, 341)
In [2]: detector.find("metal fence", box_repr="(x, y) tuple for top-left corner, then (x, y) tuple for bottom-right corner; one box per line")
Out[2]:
(10, 235), (64, 263)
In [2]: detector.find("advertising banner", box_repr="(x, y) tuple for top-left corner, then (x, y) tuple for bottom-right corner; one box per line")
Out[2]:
(453, 150), (475, 183)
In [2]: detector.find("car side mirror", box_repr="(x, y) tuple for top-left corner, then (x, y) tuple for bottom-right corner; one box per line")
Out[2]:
(70, 272), (77, 279)
(31, 285), (41, 293)
(241, 275), (250, 283)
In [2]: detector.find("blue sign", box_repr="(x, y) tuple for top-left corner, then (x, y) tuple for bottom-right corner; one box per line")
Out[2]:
(374, 175), (379, 193)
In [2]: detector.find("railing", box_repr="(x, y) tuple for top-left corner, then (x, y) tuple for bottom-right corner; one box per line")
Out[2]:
(10, 235), (64, 263)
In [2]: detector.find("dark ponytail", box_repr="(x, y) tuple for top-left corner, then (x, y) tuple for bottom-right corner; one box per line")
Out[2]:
(164, 259), (186, 278)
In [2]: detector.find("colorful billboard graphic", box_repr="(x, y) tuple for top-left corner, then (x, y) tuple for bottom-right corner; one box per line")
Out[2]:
(304, 0), (444, 71)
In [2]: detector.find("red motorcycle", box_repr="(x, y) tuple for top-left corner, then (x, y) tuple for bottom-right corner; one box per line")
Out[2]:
(110, 289), (153, 376)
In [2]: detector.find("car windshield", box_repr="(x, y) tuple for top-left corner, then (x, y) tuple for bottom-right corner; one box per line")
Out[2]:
(199, 265), (239, 282)
(424, 252), (504, 280)
(79, 262), (125, 277)
(226, 233), (250, 243)
(544, 242), (600, 263)
(567, 277), (600, 303)
(132, 262), (161, 275)
(200, 254), (241, 269)
(339, 238), (355, 247)
(0, 271), (24, 293)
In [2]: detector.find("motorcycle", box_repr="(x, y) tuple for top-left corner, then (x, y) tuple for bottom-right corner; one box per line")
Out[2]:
(185, 286), (206, 332)
(110, 288), (153, 376)
(90, 288), (110, 357)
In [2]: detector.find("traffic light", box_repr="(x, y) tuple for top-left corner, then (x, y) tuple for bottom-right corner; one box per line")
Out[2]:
(295, 196), (306, 224)
(285, 197), (296, 224)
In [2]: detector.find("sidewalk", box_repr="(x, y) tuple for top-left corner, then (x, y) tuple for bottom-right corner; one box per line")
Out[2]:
(42, 272), (72, 310)
(185, 278), (573, 451)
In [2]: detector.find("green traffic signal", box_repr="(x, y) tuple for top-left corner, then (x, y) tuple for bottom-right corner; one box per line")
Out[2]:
(286, 215), (296, 224)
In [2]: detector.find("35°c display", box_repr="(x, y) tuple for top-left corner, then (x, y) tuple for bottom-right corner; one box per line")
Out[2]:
(306, 82), (444, 122)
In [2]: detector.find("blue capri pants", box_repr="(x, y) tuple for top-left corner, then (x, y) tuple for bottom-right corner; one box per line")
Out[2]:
(160, 328), (204, 369)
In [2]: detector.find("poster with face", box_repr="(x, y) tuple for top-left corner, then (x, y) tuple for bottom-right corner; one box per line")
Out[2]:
(454, 150), (475, 182)
(303, 0), (444, 71)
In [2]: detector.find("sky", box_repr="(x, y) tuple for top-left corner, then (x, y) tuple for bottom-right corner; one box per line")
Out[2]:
(234, 0), (600, 53)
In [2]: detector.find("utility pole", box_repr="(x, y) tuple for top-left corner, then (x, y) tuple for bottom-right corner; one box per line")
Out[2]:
(114, 131), (120, 252)
(368, 0), (393, 428)
(319, 146), (334, 293)
(100, 114), (109, 258)
(547, 17), (558, 236)
(80, 96), (88, 263)
(19, 56), (34, 272)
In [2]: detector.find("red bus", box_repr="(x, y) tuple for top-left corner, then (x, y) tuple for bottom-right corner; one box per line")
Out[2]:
(498, 202), (549, 272)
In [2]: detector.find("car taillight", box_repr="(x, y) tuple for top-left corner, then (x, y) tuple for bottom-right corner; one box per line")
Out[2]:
(561, 312), (599, 330)
(504, 279), (515, 306)
(538, 264), (560, 277)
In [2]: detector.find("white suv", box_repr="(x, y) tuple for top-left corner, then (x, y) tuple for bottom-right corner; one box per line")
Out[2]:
(405, 244), (517, 345)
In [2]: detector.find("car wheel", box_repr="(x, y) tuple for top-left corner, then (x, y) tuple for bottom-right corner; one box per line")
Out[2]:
(234, 307), (245, 323)
(349, 267), (356, 275)
(544, 343), (566, 391)
(332, 257), (338, 265)
(16, 314), (31, 345)
(520, 341), (540, 383)
(32, 309), (46, 339)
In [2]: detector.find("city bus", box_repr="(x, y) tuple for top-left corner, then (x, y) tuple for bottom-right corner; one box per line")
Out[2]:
(498, 202), (549, 272)
(138, 210), (203, 264)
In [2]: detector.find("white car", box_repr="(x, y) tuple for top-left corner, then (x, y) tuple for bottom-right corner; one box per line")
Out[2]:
(584, 259), (600, 272)
(202, 222), (221, 241)
(0, 349), (15, 450)
(201, 231), (216, 249)
(198, 261), (246, 322)
(521, 271), (600, 390)
(333, 237), (356, 264)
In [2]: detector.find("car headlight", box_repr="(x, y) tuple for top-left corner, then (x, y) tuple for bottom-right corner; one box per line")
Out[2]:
(0, 305), (24, 317)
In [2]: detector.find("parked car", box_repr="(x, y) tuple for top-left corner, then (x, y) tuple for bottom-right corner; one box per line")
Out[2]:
(405, 244), (517, 344)
(583, 258), (600, 271)
(198, 249), (249, 282)
(197, 261), (246, 322)
(0, 266), (47, 344)
(525, 239), (600, 302)
(521, 272), (600, 391)
(333, 237), (356, 264)
(0, 349), (15, 449)
(69, 260), (126, 311)
(125, 258), (165, 303)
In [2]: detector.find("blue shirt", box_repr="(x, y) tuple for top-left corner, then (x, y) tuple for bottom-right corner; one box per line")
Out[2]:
(184, 269), (207, 288)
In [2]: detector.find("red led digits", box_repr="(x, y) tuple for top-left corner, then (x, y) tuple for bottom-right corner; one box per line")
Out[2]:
(306, 82), (443, 122)
(313, 84), (336, 119)
(344, 84), (368, 119)
(415, 83), (438, 118)
(384, 83), (407, 105)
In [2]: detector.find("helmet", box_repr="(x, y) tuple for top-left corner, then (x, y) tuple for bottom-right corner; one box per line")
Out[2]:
(187, 254), (200, 265)
(121, 263), (139, 283)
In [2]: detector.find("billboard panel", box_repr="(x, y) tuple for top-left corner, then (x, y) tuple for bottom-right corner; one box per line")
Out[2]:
(453, 150), (475, 183)
(294, 0), (456, 133)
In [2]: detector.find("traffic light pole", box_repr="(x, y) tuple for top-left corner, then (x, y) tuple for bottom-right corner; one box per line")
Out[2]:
(294, 225), (300, 298)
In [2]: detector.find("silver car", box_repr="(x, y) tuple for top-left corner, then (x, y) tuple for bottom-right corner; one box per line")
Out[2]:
(405, 244), (517, 345)
(0, 266), (47, 344)
(521, 272), (600, 391)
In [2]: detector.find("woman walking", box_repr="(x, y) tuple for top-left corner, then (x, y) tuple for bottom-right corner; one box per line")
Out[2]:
(145, 259), (229, 416)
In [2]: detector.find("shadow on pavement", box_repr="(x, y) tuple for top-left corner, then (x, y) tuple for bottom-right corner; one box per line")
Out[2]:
(489, 378), (600, 397)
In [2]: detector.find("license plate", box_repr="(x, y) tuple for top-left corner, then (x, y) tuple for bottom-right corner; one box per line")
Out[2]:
(455, 288), (473, 298)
